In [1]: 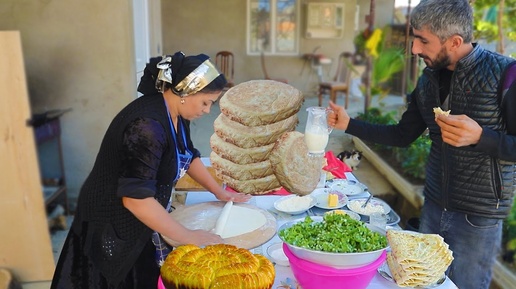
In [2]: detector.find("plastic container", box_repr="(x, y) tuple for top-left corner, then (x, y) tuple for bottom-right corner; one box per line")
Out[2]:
(157, 276), (165, 289)
(283, 243), (386, 289)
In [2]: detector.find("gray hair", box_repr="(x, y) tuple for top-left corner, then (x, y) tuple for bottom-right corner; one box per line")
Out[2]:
(410, 0), (473, 43)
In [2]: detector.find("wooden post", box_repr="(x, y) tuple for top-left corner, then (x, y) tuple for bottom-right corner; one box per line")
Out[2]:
(401, 0), (412, 100)
(364, 0), (376, 112)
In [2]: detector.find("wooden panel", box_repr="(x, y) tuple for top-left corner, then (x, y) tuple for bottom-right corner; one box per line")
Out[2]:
(176, 167), (223, 191)
(0, 31), (54, 282)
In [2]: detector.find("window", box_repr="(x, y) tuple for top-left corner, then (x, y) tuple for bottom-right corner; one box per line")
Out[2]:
(247, 0), (299, 55)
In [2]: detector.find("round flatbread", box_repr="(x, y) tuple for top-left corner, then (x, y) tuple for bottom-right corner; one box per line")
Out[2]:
(214, 113), (298, 148)
(216, 171), (281, 195)
(219, 80), (304, 127)
(269, 131), (322, 195)
(210, 133), (274, 165)
(210, 151), (274, 180)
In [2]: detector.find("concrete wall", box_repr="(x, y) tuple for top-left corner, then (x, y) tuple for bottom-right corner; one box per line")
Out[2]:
(162, 0), (395, 95)
(0, 0), (395, 210)
(0, 0), (136, 211)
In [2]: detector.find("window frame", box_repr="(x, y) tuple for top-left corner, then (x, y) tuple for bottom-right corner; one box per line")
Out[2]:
(246, 0), (300, 56)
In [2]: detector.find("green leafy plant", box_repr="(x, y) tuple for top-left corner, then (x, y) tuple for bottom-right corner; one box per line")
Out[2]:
(392, 133), (431, 180)
(354, 26), (407, 110)
(473, 0), (516, 57)
(502, 198), (516, 267)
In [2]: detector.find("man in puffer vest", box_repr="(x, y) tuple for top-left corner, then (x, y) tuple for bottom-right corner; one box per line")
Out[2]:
(327, 0), (516, 288)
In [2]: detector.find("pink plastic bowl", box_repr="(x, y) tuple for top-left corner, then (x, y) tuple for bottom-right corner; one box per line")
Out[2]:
(283, 243), (386, 289)
(157, 276), (165, 289)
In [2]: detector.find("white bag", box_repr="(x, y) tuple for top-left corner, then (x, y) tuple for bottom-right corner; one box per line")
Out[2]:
(350, 77), (363, 98)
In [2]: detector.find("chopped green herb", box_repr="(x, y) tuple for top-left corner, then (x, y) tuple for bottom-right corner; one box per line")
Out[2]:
(278, 214), (387, 253)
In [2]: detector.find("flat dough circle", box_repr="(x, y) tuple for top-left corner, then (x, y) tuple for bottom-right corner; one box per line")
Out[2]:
(220, 205), (267, 238)
(163, 201), (276, 249)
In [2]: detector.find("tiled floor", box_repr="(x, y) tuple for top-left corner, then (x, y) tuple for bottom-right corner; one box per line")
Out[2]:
(23, 93), (405, 288)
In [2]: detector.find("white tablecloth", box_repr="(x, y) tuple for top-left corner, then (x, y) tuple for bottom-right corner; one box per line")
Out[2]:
(184, 191), (458, 289)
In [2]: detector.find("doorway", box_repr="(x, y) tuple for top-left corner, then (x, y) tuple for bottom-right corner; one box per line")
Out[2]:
(132, 0), (162, 94)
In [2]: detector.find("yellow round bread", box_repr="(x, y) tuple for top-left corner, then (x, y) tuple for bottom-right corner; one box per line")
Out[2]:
(269, 131), (322, 195)
(210, 134), (274, 165)
(219, 80), (304, 127)
(160, 244), (275, 289)
(214, 113), (298, 149)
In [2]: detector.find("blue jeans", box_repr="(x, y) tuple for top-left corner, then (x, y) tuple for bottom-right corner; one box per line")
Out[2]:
(419, 199), (502, 289)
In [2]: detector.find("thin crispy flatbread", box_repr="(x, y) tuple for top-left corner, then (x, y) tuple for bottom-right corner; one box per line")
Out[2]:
(433, 107), (451, 116)
(386, 230), (453, 287)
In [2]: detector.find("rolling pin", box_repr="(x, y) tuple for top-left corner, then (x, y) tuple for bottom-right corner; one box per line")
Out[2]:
(214, 201), (233, 235)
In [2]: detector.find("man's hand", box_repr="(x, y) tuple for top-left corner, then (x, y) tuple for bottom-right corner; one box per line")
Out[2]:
(435, 114), (482, 147)
(327, 101), (351, 130)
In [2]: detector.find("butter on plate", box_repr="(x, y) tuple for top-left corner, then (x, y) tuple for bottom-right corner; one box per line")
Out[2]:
(328, 193), (339, 207)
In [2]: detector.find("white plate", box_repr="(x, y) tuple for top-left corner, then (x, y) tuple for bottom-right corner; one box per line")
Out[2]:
(324, 209), (361, 221)
(377, 262), (446, 288)
(313, 190), (349, 209)
(273, 195), (316, 215)
(266, 242), (290, 266)
(347, 197), (391, 216)
(329, 179), (365, 196)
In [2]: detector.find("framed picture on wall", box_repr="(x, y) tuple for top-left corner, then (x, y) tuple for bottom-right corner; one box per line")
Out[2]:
(305, 2), (345, 39)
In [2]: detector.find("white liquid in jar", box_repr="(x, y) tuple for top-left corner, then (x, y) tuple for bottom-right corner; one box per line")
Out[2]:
(304, 131), (329, 153)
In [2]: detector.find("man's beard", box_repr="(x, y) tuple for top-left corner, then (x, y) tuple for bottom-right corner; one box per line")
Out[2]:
(420, 45), (451, 70)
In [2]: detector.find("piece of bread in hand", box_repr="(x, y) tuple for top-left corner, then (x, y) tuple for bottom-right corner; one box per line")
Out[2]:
(433, 107), (451, 116)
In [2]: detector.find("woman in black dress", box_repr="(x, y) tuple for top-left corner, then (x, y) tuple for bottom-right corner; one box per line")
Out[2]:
(50, 52), (251, 289)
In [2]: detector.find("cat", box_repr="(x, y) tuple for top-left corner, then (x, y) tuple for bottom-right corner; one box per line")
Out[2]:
(337, 150), (363, 170)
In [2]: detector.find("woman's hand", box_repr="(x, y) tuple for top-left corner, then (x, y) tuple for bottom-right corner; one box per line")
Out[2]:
(214, 189), (252, 203)
(328, 101), (351, 130)
(186, 229), (225, 246)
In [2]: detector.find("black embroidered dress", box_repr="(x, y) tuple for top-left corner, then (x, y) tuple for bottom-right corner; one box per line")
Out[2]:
(50, 93), (200, 289)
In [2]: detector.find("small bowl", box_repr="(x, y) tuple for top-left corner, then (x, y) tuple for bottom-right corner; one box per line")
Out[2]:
(347, 197), (391, 216)
(329, 179), (366, 196)
(266, 242), (290, 266)
(324, 209), (361, 221)
(274, 194), (316, 215)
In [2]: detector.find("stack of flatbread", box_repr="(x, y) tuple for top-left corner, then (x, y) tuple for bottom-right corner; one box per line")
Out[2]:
(386, 230), (454, 287)
(211, 80), (306, 194)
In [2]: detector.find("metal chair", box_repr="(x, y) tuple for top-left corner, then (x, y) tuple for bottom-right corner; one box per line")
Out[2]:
(260, 52), (288, 84)
(215, 51), (235, 88)
(318, 52), (354, 107)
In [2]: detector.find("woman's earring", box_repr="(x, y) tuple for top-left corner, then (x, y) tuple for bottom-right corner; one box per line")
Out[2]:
(181, 98), (185, 104)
